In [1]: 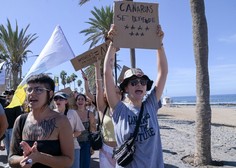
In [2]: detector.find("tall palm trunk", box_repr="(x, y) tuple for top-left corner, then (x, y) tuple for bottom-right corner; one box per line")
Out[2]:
(124, 0), (136, 68)
(190, 0), (212, 165)
(12, 70), (19, 89)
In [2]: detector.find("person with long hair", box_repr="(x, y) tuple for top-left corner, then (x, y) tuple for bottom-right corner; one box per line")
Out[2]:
(104, 25), (168, 168)
(8, 73), (74, 168)
(53, 91), (85, 168)
(82, 61), (122, 168)
(76, 93), (96, 168)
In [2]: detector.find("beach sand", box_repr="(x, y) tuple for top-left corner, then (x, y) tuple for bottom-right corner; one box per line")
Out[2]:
(159, 106), (236, 127)
(159, 106), (236, 167)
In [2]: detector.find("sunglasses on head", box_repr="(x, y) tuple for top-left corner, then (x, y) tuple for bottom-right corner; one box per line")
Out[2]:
(53, 96), (66, 101)
(129, 78), (148, 86)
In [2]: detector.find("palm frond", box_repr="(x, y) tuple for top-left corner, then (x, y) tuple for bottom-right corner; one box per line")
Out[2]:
(80, 5), (113, 49)
(79, 0), (90, 6)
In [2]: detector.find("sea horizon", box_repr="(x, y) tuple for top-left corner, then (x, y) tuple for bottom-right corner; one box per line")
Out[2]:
(164, 94), (236, 107)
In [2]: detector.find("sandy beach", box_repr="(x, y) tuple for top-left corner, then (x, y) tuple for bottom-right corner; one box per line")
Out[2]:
(159, 106), (236, 127)
(1, 106), (235, 168)
(159, 106), (236, 168)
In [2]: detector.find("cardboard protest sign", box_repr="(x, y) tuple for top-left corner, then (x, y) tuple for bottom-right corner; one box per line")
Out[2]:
(71, 42), (109, 71)
(117, 65), (130, 84)
(113, 1), (161, 49)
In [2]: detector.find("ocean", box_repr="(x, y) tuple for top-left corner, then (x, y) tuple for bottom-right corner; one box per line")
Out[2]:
(169, 94), (236, 107)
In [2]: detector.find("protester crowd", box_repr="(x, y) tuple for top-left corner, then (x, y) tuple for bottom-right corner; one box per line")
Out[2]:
(0, 24), (167, 168)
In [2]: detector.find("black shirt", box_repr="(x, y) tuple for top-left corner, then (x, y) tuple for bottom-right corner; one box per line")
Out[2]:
(5, 106), (23, 129)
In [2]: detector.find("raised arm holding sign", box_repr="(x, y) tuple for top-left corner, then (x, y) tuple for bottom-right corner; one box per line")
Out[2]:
(104, 21), (168, 167)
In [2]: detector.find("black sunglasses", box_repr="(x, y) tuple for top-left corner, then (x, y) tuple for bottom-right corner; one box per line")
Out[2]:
(129, 78), (148, 86)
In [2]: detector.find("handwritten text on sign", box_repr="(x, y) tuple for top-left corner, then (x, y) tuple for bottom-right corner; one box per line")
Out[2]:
(70, 42), (109, 71)
(113, 1), (161, 49)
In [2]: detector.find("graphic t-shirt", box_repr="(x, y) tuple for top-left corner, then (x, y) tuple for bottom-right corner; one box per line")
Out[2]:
(113, 88), (164, 168)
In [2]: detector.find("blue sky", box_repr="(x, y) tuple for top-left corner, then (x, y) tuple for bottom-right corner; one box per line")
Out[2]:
(1, 0), (236, 97)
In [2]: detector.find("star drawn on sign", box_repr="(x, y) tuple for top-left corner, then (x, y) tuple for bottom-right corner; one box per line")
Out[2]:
(129, 31), (134, 36)
(138, 26), (142, 31)
(125, 25), (129, 29)
(124, 24), (149, 37)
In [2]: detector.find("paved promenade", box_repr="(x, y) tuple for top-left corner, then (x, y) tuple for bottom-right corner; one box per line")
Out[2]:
(0, 149), (99, 168)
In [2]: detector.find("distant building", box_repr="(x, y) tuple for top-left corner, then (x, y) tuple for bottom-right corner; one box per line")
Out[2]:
(162, 96), (172, 107)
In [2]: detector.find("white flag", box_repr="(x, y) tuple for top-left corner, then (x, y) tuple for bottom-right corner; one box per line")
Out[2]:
(20, 25), (75, 85)
(8, 25), (75, 108)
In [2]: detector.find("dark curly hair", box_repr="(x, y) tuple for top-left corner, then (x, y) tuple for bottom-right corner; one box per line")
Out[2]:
(27, 73), (55, 105)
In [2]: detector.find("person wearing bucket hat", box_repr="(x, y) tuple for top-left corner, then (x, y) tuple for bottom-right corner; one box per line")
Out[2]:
(119, 68), (154, 92)
(53, 91), (85, 168)
(104, 24), (168, 168)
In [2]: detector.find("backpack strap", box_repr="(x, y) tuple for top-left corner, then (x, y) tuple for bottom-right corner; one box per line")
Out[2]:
(19, 113), (29, 139)
(64, 109), (69, 116)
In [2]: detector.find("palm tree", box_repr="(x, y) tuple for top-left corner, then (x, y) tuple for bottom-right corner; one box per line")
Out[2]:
(0, 19), (38, 89)
(84, 65), (96, 94)
(60, 70), (67, 88)
(79, 0), (136, 68)
(190, 0), (212, 166)
(70, 73), (78, 90)
(80, 6), (113, 49)
(80, 6), (114, 87)
(79, 0), (91, 5)
(77, 79), (83, 92)
(66, 76), (72, 87)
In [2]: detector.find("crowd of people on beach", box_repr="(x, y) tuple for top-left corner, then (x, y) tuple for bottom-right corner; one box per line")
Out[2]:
(0, 24), (168, 168)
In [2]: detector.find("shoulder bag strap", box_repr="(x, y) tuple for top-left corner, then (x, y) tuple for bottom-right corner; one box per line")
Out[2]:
(130, 103), (144, 144)
(100, 106), (108, 126)
(19, 113), (29, 140)
(87, 110), (92, 132)
(97, 105), (108, 131)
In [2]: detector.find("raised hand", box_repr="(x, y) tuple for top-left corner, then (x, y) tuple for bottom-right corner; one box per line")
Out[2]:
(157, 25), (164, 43)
